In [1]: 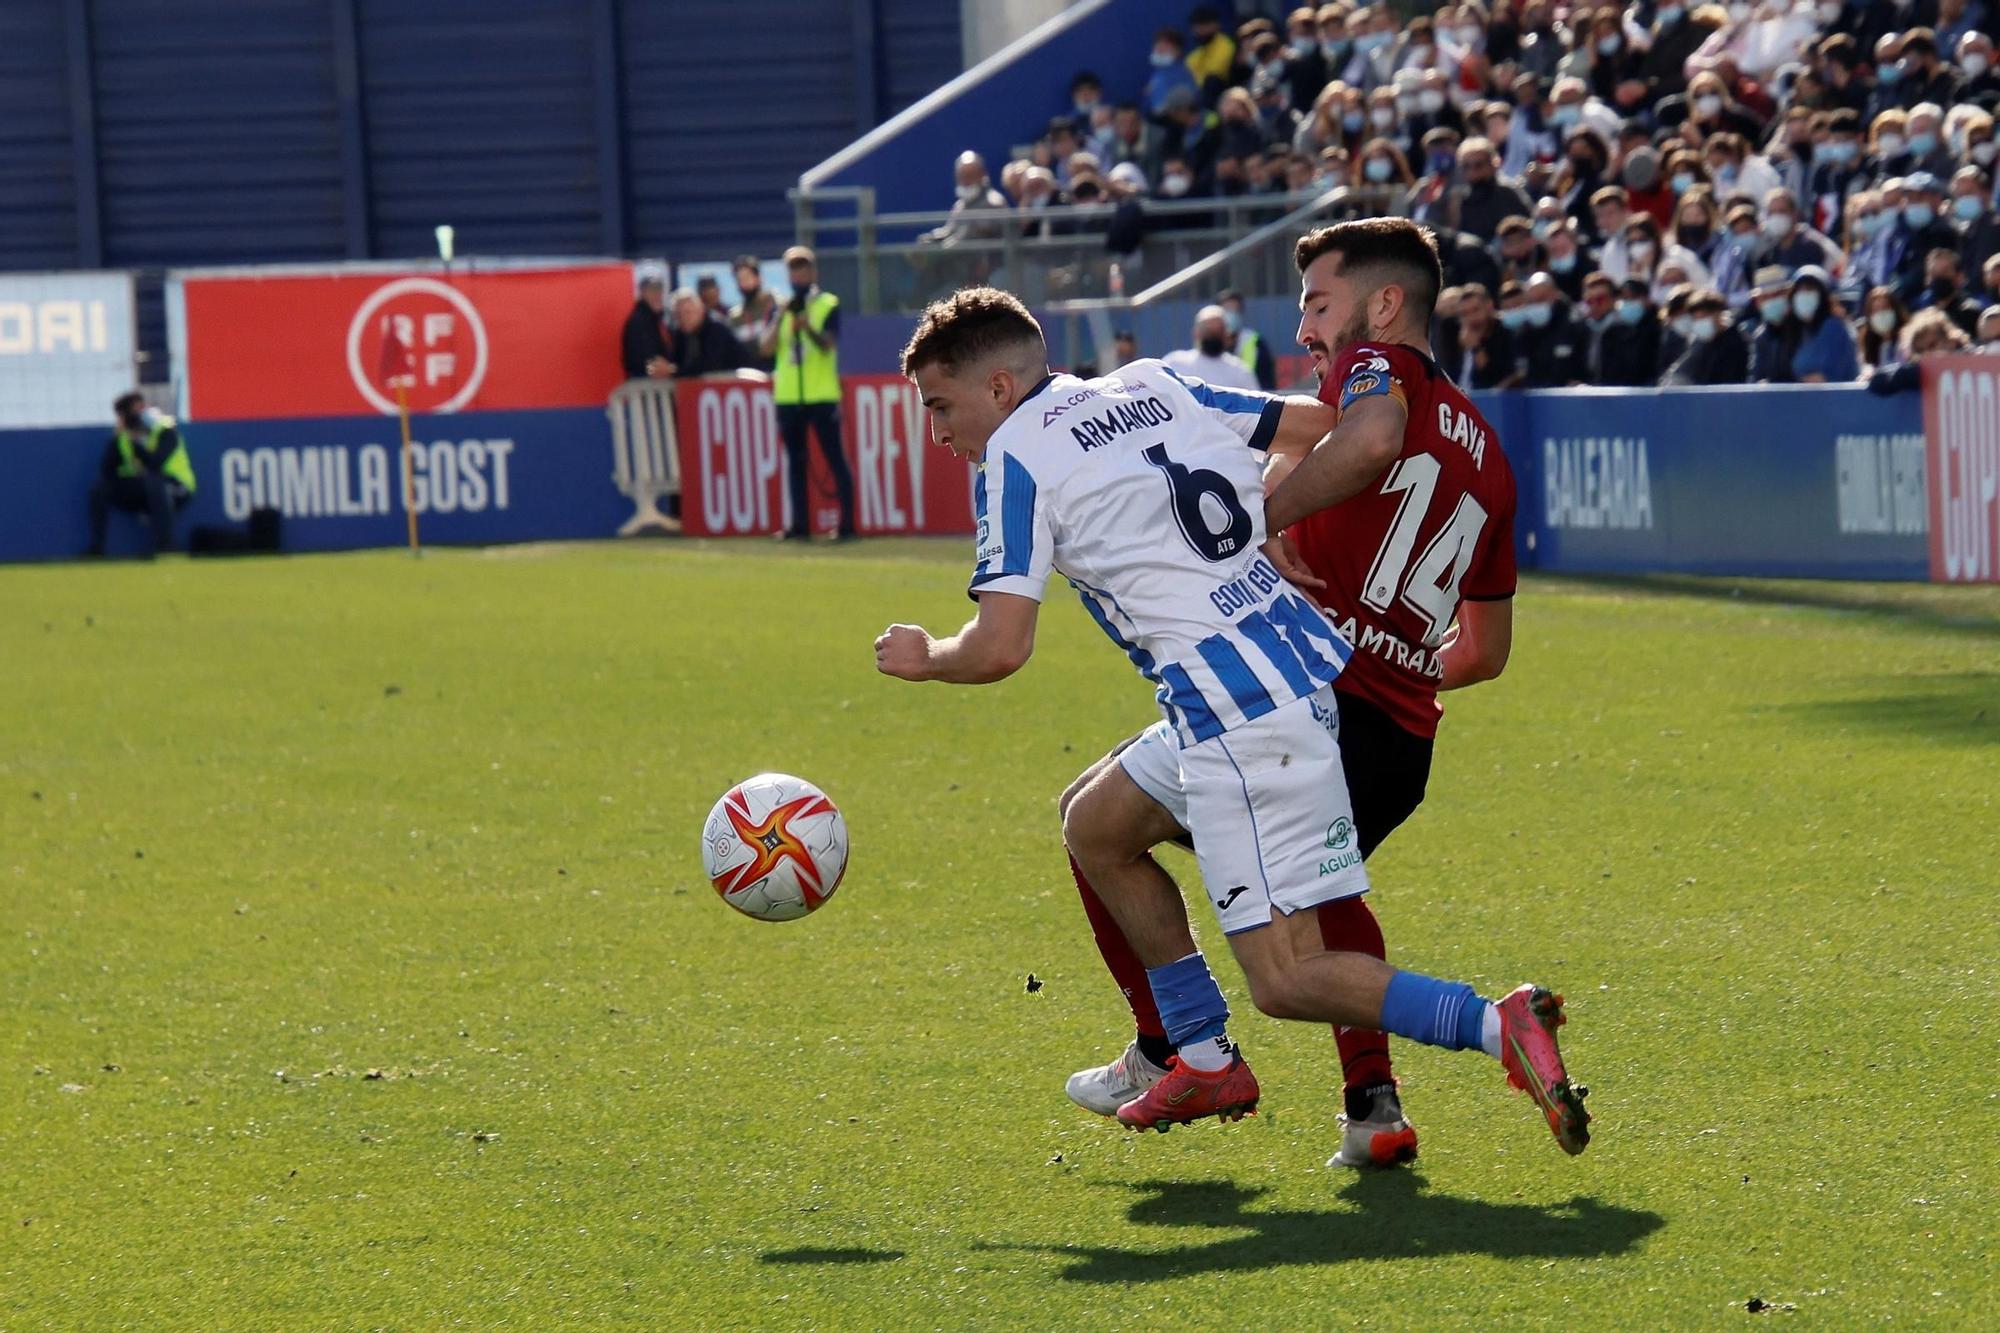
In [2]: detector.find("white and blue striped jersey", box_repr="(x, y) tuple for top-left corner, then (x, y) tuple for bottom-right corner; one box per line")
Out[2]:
(969, 358), (1354, 746)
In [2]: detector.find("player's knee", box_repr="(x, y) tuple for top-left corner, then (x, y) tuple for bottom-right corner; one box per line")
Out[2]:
(1244, 969), (1308, 1021)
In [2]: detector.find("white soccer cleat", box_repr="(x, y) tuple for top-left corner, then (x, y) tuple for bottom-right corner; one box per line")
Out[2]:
(1329, 1086), (1420, 1168)
(1064, 1039), (1170, 1116)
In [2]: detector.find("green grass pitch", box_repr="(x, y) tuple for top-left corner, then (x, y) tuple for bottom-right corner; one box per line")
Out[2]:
(4, 540), (1995, 1328)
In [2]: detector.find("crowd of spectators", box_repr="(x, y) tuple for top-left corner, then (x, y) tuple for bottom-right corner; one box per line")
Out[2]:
(933, 1), (2000, 385)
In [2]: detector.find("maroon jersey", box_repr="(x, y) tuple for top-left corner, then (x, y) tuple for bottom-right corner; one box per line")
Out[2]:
(1289, 341), (1516, 739)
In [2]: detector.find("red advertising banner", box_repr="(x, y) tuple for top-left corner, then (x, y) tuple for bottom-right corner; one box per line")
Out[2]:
(1921, 355), (2000, 583)
(673, 375), (974, 538)
(177, 264), (635, 421)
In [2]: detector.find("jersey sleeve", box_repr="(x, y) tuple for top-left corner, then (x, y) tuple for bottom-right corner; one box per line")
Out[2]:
(1151, 360), (1284, 451)
(1324, 343), (1415, 419)
(967, 447), (1055, 603)
(1461, 460), (1518, 601)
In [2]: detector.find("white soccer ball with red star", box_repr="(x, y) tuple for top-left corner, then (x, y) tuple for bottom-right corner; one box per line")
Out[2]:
(700, 773), (849, 921)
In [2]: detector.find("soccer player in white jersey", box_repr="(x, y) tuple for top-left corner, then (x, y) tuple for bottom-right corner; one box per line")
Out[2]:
(875, 288), (1588, 1154)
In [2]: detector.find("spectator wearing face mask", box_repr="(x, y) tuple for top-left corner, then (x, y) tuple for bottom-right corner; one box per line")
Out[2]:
(1985, 253), (2000, 310)
(1516, 271), (1587, 386)
(1513, 2), (1566, 81)
(1544, 221), (1588, 300)
(1901, 103), (1957, 181)
(1892, 29), (1963, 110)
(1755, 189), (1845, 275)
(1363, 87), (1403, 152)
(1146, 28), (1197, 117)
(1670, 190), (1724, 270)
(1486, 86), (1555, 180)
(726, 256), (779, 371)
(1356, 137), (1416, 195)
(1556, 127), (1613, 240)
(1892, 174), (1961, 301)
(1709, 202), (1763, 304)
(1856, 286), (1911, 370)
(1605, 276), (1664, 385)
(1341, 6), (1401, 91)
(1914, 248), (1986, 337)
(922, 151), (1009, 246)
(1866, 109), (1914, 180)
(1951, 167), (2000, 276)
(1547, 76), (1623, 145)
(1959, 33), (2000, 110)
(1401, 69), (1462, 144)
(1867, 33), (1909, 121)
(1163, 304), (1259, 390)
(1806, 109), (1869, 236)
(1747, 266), (1797, 382)
(1280, 8), (1330, 110)
(1703, 132), (1782, 208)
(1663, 288), (1750, 384)
(1786, 266), (1861, 382)
(1669, 71), (1767, 142)
(1453, 136), (1537, 241)
(1583, 8), (1643, 104)
(1626, 212), (1711, 301)
(1441, 281), (1527, 389)
(1403, 126), (1464, 226)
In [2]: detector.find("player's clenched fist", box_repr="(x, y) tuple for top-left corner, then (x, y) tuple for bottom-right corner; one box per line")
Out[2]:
(874, 624), (935, 680)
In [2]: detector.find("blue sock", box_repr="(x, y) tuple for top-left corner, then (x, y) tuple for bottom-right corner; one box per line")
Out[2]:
(1145, 952), (1230, 1048)
(1380, 969), (1492, 1052)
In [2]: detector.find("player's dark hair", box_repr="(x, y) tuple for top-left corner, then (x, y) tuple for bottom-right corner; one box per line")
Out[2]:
(113, 390), (145, 416)
(901, 286), (1047, 378)
(1294, 218), (1442, 321)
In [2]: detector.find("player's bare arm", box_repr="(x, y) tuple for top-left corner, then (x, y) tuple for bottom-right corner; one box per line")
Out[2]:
(1262, 397), (1338, 457)
(1437, 596), (1512, 689)
(875, 590), (1038, 684)
(1264, 393), (1405, 533)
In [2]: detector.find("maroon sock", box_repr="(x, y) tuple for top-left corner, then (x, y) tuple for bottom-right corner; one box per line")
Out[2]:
(1070, 853), (1169, 1045)
(1318, 895), (1395, 1092)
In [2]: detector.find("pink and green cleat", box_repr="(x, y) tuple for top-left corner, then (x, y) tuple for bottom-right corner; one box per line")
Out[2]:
(1496, 985), (1591, 1155)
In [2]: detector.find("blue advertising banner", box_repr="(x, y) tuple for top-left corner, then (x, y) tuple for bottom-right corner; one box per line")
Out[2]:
(0, 407), (629, 562)
(1470, 384), (1929, 582)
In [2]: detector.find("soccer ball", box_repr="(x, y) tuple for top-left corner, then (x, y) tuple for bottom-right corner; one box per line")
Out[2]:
(700, 772), (849, 921)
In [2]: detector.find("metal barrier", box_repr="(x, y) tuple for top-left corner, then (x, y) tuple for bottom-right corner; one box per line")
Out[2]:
(606, 379), (681, 535)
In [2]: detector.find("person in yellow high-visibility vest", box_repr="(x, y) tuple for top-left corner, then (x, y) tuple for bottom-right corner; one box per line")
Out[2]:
(88, 391), (195, 557)
(759, 246), (857, 540)
(1218, 287), (1278, 390)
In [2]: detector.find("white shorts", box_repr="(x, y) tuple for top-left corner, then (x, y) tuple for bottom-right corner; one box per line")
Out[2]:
(1117, 684), (1370, 935)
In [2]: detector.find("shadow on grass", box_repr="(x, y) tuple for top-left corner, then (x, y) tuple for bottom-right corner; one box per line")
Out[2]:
(986, 1173), (1663, 1282)
(760, 1247), (905, 1265)
(1556, 573), (2000, 641)
(1779, 670), (2000, 746)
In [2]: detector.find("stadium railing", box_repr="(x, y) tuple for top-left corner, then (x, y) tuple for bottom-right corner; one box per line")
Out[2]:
(789, 184), (1401, 318)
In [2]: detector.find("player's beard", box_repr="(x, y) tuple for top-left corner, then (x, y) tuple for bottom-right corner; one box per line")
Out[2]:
(1308, 310), (1372, 383)
(1336, 307), (1371, 352)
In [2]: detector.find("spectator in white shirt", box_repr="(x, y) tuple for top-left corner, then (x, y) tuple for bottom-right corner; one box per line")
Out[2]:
(1161, 304), (1261, 390)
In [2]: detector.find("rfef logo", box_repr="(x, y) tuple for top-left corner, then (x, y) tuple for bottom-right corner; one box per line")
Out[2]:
(345, 278), (489, 416)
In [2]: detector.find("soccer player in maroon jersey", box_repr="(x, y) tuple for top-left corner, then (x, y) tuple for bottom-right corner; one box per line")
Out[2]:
(1063, 218), (1540, 1164)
